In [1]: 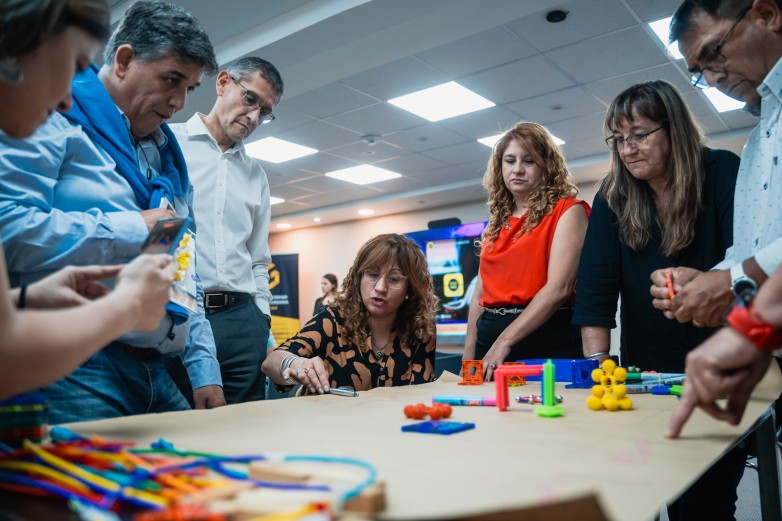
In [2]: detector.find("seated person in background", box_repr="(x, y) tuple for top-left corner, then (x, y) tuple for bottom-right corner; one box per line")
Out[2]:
(0, 0), (175, 400)
(312, 272), (338, 316)
(462, 122), (589, 381)
(263, 234), (438, 393)
(573, 80), (740, 373)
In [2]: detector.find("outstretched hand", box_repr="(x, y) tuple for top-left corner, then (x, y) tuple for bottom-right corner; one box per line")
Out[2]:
(666, 327), (772, 439)
(24, 264), (124, 309)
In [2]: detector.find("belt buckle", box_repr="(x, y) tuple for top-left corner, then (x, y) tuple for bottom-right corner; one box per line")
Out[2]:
(205, 293), (227, 309)
(497, 308), (506, 315)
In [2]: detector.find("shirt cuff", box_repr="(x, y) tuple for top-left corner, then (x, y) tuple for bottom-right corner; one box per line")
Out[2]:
(186, 358), (222, 389)
(107, 211), (148, 259)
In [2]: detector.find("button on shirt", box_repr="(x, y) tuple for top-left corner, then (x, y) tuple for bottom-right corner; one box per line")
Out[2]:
(170, 114), (272, 316)
(715, 56), (782, 275)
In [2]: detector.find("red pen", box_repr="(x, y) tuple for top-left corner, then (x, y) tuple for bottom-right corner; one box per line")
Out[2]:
(664, 270), (675, 300)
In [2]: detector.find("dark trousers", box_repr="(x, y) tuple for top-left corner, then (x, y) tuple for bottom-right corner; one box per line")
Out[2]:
(168, 298), (269, 405)
(666, 442), (747, 520)
(475, 307), (582, 361)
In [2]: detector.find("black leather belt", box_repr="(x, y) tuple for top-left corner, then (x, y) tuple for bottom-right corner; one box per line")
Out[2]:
(204, 291), (252, 310)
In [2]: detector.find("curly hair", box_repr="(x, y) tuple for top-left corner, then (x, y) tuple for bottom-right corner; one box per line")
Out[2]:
(335, 234), (438, 351)
(481, 122), (578, 250)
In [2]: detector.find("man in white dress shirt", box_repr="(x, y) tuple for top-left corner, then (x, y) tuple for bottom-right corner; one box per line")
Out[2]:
(169, 57), (283, 403)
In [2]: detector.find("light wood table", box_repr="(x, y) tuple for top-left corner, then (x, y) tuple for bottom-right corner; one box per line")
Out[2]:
(45, 366), (780, 520)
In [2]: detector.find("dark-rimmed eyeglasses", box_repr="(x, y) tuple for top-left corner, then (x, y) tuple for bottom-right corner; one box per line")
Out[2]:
(605, 126), (665, 152)
(362, 269), (408, 289)
(231, 75), (275, 124)
(690, 6), (750, 89)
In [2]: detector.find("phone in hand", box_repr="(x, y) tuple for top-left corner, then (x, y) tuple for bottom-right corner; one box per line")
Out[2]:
(140, 217), (190, 254)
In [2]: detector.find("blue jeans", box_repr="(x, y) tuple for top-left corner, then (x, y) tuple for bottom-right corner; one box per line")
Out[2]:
(42, 343), (190, 424)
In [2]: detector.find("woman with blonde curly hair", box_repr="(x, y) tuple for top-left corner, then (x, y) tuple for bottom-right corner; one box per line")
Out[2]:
(263, 234), (438, 393)
(463, 122), (589, 381)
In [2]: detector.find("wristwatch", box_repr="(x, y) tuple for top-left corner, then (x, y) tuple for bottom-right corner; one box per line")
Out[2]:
(725, 294), (782, 351)
(730, 262), (757, 298)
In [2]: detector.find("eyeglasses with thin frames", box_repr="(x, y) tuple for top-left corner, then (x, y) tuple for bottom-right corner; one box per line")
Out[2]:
(690, 6), (750, 89)
(604, 126), (665, 152)
(230, 75), (275, 125)
(362, 269), (408, 290)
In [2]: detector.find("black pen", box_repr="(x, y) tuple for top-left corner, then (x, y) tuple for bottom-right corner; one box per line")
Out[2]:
(328, 387), (358, 397)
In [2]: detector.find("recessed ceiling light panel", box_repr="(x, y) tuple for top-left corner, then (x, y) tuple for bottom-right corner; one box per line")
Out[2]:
(388, 81), (495, 122)
(325, 164), (401, 185)
(246, 137), (317, 164)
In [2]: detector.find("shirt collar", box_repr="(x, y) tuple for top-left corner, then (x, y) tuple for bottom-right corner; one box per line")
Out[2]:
(118, 107), (167, 148)
(187, 112), (245, 153)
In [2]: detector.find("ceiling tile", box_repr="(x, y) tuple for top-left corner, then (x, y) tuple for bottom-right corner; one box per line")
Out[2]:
(545, 112), (607, 147)
(584, 63), (694, 105)
(328, 141), (404, 163)
(506, 0), (637, 52)
(506, 87), (607, 124)
(438, 106), (527, 139)
(720, 110), (758, 131)
(374, 153), (449, 177)
(341, 56), (450, 100)
(276, 152), (358, 176)
(460, 55), (575, 104)
(327, 102), (426, 136)
(260, 105), (316, 135)
(423, 141), (491, 167)
(624, 0), (684, 23)
(382, 124), (472, 153)
(277, 121), (363, 150)
(283, 83), (379, 119)
(415, 27), (535, 78)
(545, 26), (667, 84)
(419, 161), (487, 187)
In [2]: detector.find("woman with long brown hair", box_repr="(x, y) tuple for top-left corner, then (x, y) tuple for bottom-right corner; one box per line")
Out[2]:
(263, 234), (439, 393)
(463, 122), (589, 381)
(573, 80), (740, 374)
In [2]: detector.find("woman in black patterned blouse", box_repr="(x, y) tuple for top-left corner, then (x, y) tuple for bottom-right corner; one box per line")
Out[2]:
(263, 234), (439, 393)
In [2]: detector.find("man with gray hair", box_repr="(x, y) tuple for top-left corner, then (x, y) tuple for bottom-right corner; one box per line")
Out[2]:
(0, 0), (226, 422)
(169, 57), (283, 403)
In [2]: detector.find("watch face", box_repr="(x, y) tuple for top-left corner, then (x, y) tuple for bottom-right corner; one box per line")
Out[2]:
(733, 277), (757, 300)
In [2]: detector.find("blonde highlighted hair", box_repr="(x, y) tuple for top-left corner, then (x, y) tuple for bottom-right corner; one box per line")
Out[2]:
(602, 80), (705, 257)
(335, 234), (438, 350)
(481, 122), (577, 250)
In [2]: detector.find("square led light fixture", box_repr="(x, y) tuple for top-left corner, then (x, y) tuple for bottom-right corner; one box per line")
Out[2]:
(246, 137), (317, 163)
(388, 81), (495, 122)
(325, 164), (401, 185)
(648, 17), (684, 60)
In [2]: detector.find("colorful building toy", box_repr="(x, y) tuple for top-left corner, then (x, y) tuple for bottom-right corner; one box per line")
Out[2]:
(586, 359), (633, 411)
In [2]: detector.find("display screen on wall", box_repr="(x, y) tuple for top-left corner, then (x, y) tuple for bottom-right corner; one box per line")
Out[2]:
(405, 221), (486, 325)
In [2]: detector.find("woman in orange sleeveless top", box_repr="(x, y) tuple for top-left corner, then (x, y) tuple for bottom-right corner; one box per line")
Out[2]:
(463, 122), (589, 380)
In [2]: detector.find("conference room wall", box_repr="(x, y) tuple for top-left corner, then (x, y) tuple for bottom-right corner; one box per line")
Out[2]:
(268, 180), (602, 332)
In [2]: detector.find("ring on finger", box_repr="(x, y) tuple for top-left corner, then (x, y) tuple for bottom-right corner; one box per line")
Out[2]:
(304, 366), (310, 374)
(295, 367), (304, 376)
(489, 363), (497, 370)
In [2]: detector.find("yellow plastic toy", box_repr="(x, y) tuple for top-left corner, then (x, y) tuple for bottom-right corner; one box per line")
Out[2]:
(586, 359), (633, 411)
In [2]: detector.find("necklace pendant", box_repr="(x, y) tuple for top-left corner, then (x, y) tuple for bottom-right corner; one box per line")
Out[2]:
(375, 350), (384, 359)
